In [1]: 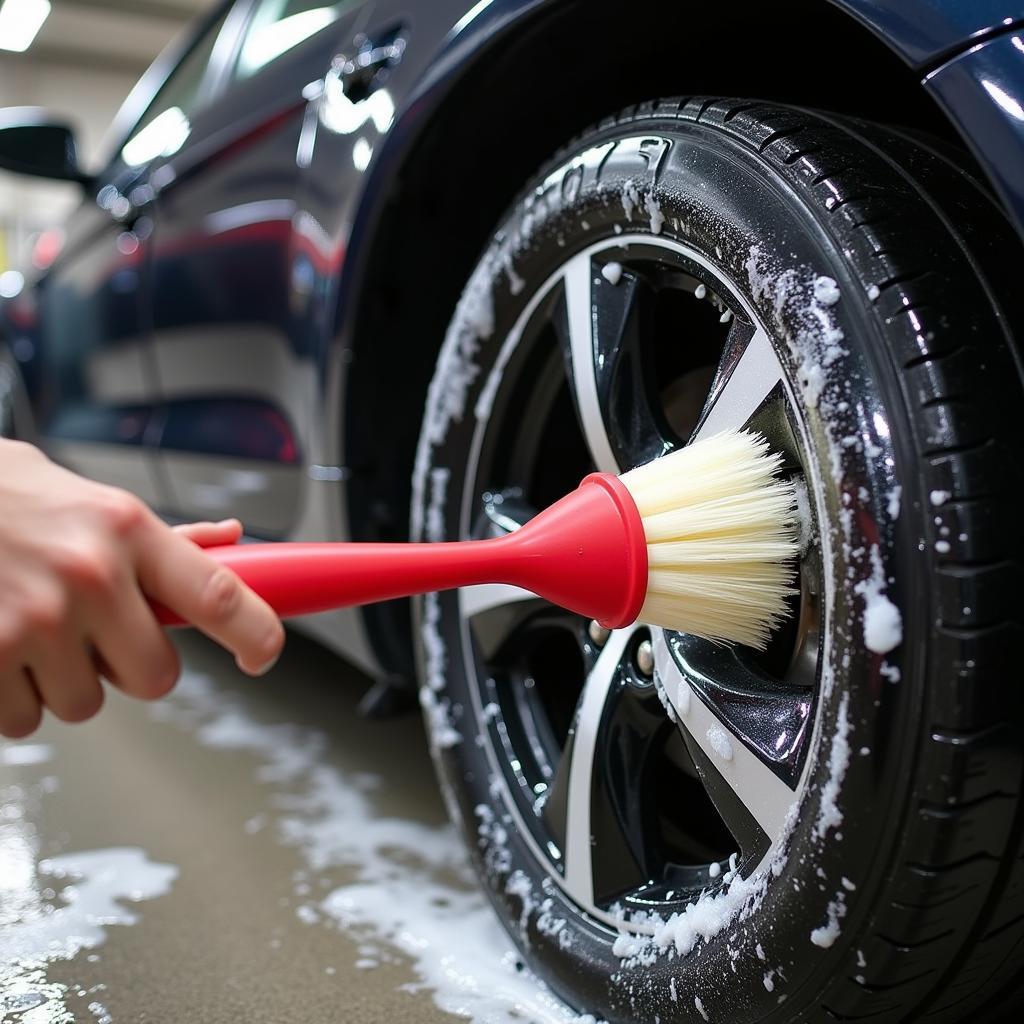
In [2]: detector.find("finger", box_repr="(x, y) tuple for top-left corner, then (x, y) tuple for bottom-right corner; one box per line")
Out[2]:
(0, 671), (43, 738)
(135, 521), (284, 675)
(27, 641), (104, 724)
(173, 519), (243, 548)
(89, 583), (181, 700)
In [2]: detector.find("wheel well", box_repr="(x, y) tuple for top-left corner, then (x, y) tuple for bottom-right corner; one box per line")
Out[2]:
(344, 0), (970, 675)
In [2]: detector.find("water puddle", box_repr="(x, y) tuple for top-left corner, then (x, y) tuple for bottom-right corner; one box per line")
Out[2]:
(154, 670), (593, 1023)
(0, 751), (176, 1024)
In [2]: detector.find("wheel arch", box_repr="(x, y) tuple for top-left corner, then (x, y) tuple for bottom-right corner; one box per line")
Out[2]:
(337, 0), (988, 673)
(828, 0), (1024, 67)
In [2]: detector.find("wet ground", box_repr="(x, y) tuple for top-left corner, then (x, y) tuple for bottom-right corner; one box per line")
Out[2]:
(0, 631), (584, 1024)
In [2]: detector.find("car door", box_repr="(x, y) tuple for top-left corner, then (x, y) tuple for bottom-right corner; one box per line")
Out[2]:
(144, 0), (375, 538)
(34, 2), (241, 509)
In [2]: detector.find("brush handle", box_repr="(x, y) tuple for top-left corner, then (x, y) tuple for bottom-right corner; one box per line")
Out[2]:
(153, 537), (516, 625)
(152, 472), (648, 630)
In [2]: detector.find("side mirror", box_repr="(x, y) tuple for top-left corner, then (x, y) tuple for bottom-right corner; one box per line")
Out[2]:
(0, 107), (90, 184)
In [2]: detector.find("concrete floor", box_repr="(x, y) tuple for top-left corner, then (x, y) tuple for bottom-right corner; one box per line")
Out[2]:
(0, 632), (578, 1024)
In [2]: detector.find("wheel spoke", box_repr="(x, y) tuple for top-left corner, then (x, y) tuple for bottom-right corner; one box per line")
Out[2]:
(691, 327), (784, 441)
(558, 253), (672, 471)
(651, 632), (799, 848)
(561, 253), (619, 472)
(591, 264), (673, 466)
(551, 627), (637, 906)
(459, 584), (545, 661)
(459, 583), (538, 618)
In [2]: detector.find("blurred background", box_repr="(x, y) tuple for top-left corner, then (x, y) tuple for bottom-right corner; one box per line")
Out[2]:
(0, 0), (208, 294)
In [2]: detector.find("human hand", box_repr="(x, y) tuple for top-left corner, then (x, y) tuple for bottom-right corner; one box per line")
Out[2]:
(0, 439), (285, 738)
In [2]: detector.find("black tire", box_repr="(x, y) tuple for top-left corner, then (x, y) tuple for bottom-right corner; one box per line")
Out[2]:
(0, 343), (30, 441)
(411, 98), (1024, 1023)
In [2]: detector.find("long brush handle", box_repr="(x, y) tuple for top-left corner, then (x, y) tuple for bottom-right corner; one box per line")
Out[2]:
(153, 537), (517, 624)
(152, 472), (648, 629)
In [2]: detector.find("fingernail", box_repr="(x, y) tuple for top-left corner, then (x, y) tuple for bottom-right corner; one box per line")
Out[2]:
(244, 653), (280, 677)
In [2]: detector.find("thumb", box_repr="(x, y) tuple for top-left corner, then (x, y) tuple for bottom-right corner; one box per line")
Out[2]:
(172, 519), (244, 549)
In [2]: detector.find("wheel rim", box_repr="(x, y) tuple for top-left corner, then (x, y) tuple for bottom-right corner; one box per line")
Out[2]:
(456, 235), (827, 929)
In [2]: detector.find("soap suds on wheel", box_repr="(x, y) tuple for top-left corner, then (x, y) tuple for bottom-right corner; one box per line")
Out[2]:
(813, 276), (840, 306)
(610, 807), (797, 970)
(419, 467), (461, 750)
(707, 725), (734, 762)
(645, 193), (665, 234)
(621, 180), (641, 220)
(601, 261), (623, 285)
(745, 242), (904, 673)
(745, 246), (847, 412)
(855, 545), (902, 654)
(793, 478), (813, 553)
(886, 485), (901, 521)
(653, 668), (677, 723)
(814, 692), (851, 840)
(810, 890), (848, 948)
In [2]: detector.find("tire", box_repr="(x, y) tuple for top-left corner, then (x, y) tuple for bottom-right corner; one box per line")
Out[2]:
(0, 343), (30, 440)
(411, 98), (1024, 1023)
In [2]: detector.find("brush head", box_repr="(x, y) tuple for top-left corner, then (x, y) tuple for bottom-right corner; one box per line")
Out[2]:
(621, 430), (799, 649)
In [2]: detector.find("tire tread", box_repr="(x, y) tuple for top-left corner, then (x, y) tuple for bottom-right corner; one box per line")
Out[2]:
(577, 97), (1024, 1023)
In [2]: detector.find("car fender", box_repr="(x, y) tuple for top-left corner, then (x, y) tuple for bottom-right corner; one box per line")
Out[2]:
(924, 29), (1024, 240)
(339, 0), (1022, 335)
(829, 0), (1024, 67)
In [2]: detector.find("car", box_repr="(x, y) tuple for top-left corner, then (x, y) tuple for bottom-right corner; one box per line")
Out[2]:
(2, 1), (1023, 1020)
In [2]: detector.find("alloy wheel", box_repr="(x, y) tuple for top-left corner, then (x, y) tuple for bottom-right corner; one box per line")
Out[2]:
(457, 235), (825, 928)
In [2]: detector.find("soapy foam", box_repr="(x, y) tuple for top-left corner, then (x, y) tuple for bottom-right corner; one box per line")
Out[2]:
(0, 743), (53, 766)
(1, 745), (176, 1024)
(810, 891), (847, 948)
(601, 262), (623, 286)
(855, 545), (902, 655)
(0, 839), (176, 1023)
(812, 277), (840, 307)
(418, 467), (461, 750)
(155, 671), (597, 1024)
(610, 806), (797, 970)
(814, 693), (851, 840)
(886, 485), (901, 521)
(744, 245), (903, 662)
(706, 726), (734, 762)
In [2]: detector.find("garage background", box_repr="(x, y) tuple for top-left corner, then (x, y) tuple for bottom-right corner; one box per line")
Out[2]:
(0, 0), (206, 286)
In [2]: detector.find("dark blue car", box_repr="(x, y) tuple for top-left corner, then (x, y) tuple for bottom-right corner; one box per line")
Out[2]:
(2, 1), (1023, 1019)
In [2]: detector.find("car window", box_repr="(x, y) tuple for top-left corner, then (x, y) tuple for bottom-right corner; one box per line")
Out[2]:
(120, 7), (232, 168)
(233, 0), (359, 80)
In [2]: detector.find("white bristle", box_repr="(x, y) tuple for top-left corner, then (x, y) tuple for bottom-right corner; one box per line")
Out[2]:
(621, 430), (799, 649)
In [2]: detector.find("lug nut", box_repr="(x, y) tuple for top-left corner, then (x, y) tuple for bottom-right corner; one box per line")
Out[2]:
(588, 620), (610, 647)
(635, 639), (654, 677)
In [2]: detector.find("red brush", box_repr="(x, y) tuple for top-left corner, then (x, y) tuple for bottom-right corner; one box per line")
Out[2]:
(153, 431), (799, 647)
(156, 473), (647, 629)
